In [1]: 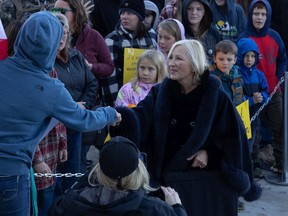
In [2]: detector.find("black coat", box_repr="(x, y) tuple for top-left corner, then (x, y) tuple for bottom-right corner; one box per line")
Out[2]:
(50, 183), (187, 216)
(113, 72), (261, 201)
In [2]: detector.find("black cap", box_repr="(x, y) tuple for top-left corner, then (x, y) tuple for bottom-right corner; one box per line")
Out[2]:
(119, 0), (145, 21)
(99, 136), (140, 179)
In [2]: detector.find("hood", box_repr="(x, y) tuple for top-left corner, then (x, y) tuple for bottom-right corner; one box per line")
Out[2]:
(210, 0), (236, 13)
(246, 0), (271, 36)
(13, 11), (63, 73)
(237, 38), (260, 69)
(170, 18), (186, 40)
(76, 185), (145, 216)
(144, 0), (160, 30)
(182, 0), (213, 36)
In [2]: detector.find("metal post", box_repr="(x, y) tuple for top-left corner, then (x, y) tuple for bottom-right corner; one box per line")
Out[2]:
(265, 71), (288, 185)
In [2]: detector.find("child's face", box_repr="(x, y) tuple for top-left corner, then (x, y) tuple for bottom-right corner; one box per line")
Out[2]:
(252, 7), (267, 32)
(138, 58), (158, 84)
(243, 51), (256, 68)
(214, 51), (237, 75)
(145, 10), (154, 28)
(158, 27), (177, 55)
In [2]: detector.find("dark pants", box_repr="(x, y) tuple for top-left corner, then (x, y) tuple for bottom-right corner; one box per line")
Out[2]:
(260, 91), (283, 163)
(55, 128), (82, 196)
(37, 185), (55, 216)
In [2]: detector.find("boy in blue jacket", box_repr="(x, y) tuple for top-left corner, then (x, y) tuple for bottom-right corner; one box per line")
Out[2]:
(237, 38), (269, 177)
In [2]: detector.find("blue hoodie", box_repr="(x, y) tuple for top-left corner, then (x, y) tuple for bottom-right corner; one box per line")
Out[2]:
(210, 0), (247, 41)
(237, 38), (269, 114)
(0, 12), (117, 175)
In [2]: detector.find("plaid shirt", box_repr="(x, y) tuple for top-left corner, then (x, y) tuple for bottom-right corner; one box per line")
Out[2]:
(33, 122), (67, 190)
(103, 25), (157, 106)
(159, 0), (177, 22)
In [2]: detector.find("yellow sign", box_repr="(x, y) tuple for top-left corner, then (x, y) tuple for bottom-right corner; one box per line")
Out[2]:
(123, 48), (146, 84)
(236, 100), (252, 139)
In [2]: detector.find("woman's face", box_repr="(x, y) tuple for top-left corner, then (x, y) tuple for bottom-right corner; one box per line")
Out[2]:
(215, 0), (226, 6)
(54, 0), (75, 33)
(158, 27), (177, 55)
(120, 11), (140, 32)
(168, 45), (194, 84)
(58, 27), (69, 52)
(187, 1), (205, 26)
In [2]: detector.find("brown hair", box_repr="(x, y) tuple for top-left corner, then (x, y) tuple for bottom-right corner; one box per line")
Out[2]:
(254, 2), (266, 10)
(62, 0), (88, 34)
(5, 20), (23, 56)
(214, 40), (238, 57)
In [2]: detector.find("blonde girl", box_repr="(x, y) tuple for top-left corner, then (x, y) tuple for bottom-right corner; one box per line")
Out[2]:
(115, 50), (167, 107)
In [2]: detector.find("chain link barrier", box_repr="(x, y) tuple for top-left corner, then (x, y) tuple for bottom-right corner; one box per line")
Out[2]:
(250, 76), (284, 123)
(34, 172), (84, 178)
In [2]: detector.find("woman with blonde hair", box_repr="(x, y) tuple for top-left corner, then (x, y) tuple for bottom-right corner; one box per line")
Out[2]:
(111, 39), (262, 215)
(51, 136), (187, 216)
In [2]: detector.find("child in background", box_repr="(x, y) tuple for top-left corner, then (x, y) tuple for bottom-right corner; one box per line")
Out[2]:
(144, 0), (160, 31)
(211, 39), (245, 210)
(211, 40), (244, 106)
(157, 18), (185, 59)
(115, 50), (167, 107)
(237, 37), (269, 177)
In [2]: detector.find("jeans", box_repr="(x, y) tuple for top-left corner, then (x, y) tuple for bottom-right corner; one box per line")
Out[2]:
(37, 185), (55, 216)
(0, 174), (30, 216)
(55, 128), (82, 197)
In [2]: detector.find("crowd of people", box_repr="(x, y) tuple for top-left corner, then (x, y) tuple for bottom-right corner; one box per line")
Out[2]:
(0, 0), (287, 215)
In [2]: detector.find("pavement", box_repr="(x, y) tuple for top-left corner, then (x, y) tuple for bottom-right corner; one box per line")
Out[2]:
(87, 145), (288, 216)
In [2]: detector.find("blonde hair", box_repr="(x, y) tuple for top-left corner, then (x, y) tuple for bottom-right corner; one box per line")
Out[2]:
(88, 159), (156, 192)
(158, 19), (182, 42)
(131, 50), (168, 89)
(167, 39), (208, 86)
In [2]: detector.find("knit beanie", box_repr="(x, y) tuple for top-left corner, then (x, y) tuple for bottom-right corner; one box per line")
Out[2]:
(99, 136), (140, 179)
(119, 0), (145, 21)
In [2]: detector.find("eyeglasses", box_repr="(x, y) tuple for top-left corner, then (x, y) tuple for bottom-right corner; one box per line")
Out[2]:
(51, 8), (73, 15)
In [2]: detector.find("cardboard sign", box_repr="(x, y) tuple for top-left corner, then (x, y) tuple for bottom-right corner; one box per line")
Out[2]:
(236, 100), (252, 139)
(123, 48), (146, 84)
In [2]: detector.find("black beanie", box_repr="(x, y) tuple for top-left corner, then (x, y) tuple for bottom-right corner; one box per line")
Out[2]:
(119, 0), (145, 21)
(99, 136), (140, 179)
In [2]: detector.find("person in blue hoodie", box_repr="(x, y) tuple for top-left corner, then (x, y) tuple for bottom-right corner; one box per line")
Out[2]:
(237, 38), (269, 177)
(0, 11), (121, 216)
(209, 0), (247, 41)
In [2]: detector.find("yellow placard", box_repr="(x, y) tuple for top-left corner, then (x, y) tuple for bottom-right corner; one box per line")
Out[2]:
(123, 48), (146, 84)
(236, 100), (252, 139)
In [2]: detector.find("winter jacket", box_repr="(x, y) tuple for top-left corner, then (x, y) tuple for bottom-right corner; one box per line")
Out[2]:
(0, 12), (117, 176)
(74, 24), (114, 80)
(210, 0), (247, 41)
(50, 183), (187, 216)
(113, 71), (261, 203)
(103, 24), (157, 106)
(182, 0), (222, 63)
(237, 0), (287, 94)
(237, 37), (269, 116)
(211, 65), (244, 106)
(55, 48), (97, 110)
